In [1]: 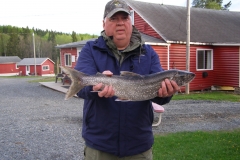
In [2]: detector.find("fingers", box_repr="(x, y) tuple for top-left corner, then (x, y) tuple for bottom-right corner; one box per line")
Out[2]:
(98, 85), (115, 98)
(93, 83), (115, 98)
(158, 79), (180, 97)
(93, 70), (114, 98)
(92, 83), (103, 91)
(102, 70), (113, 77)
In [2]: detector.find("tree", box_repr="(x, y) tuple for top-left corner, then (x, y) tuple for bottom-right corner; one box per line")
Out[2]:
(6, 27), (20, 56)
(192, 0), (232, 10)
(71, 31), (78, 42)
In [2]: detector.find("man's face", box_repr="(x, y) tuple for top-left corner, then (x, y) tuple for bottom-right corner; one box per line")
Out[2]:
(103, 12), (132, 43)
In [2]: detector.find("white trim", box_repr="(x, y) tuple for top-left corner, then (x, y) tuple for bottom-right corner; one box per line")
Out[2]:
(130, 10), (134, 25)
(42, 74), (55, 77)
(213, 43), (240, 46)
(144, 42), (169, 46)
(42, 65), (50, 71)
(196, 49), (213, 71)
(0, 73), (19, 76)
(64, 53), (72, 67)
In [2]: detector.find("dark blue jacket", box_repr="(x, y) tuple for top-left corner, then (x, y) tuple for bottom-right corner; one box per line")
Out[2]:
(74, 36), (171, 157)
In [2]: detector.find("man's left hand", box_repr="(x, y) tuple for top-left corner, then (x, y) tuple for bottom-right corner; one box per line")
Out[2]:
(158, 79), (179, 97)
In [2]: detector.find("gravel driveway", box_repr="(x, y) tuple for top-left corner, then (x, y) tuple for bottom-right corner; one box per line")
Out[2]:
(0, 77), (239, 160)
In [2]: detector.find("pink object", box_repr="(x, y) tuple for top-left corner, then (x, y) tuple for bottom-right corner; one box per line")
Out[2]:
(152, 103), (164, 113)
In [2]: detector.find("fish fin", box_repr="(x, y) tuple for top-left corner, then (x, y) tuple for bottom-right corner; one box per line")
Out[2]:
(120, 71), (142, 78)
(60, 66), (86, 100)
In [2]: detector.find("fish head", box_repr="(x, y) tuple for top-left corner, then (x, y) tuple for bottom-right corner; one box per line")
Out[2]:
(172, 70), (195, 86)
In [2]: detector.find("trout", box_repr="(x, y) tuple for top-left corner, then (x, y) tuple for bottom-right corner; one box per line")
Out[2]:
(60, 66), (195, 101)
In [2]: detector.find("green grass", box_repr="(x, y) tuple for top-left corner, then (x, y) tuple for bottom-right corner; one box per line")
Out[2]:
(172, 91), (240, 102)
(0, 76), (56, 82)
(28, 76), (56, 82)
(153, 129), (240, 160)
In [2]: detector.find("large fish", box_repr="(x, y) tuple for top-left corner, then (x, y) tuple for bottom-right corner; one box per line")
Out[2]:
(60, 66), (195, 101)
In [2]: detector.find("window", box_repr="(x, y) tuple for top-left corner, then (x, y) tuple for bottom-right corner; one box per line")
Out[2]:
(130, 10), (134, 25)
(65, 53), (72, 66)
(42, 65), (49, 70)
(197, 49), (213, 70)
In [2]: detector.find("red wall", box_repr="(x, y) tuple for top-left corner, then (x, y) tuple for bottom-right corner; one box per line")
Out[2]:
(18, 59), (55, 76)
(134, 11), (163, 40)
(60, 48), (78, 69)
(0, 63), (19, 74)
(213, 46), (239, 87)
(152, 44), (218, 91)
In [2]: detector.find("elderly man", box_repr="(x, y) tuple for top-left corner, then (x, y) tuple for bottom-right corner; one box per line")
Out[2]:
(74, 0), (179, 159)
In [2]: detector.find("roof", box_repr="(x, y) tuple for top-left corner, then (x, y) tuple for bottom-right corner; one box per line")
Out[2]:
(0, 56), (21, 64)
(126, 0), (240, 44)
(55, 33), (166, 49)
(17, 58), (55, 66)
(55, 38), (96, 49)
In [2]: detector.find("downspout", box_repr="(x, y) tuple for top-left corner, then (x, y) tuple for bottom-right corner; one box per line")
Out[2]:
(239, 46), (240, 87)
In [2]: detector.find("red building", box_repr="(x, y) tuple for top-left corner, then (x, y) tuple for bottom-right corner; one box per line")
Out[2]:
(56, 0), (240, 91)
(17, 58), (55, 76)
(0, 56), (21, 76)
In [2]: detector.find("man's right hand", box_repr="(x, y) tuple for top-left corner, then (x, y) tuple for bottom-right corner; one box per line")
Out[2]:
(92, 70), (115, 98)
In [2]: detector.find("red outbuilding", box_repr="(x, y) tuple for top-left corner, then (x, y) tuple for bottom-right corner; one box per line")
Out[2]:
(17, 58), (55, 76)
(0, 56), (21, 76)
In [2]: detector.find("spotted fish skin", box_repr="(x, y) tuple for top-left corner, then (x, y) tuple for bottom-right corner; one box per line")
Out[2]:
(60, 66), (195, 101)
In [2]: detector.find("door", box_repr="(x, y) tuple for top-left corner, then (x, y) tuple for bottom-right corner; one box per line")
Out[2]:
(26, 65), (30, 75)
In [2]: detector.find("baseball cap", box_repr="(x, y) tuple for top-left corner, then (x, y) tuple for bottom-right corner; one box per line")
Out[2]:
(103, 0), (130, 19)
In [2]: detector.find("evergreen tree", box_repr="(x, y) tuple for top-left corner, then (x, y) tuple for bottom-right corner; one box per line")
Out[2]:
(192, 0), (231, 10)
(71, 31), (78, 42)
(6, 27), (20, 56)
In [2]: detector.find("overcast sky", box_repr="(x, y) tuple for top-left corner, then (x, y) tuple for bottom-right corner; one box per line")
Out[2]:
(1, 0), (239, 35)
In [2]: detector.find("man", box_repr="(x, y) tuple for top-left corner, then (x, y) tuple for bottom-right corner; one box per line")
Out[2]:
(74, 0), (179, 159)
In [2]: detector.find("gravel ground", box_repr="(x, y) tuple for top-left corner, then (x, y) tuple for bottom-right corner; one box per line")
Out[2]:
(0, 77), (239, 160)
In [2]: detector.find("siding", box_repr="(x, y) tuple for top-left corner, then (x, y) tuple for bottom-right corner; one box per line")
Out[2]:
(213, 46), (239, 87)
(168, 44), (215, 91)
(134, 12), (163, 40)
(0, 63), (19, 75)
(151, 45), (168, 70)
(60, 48), (77, 68)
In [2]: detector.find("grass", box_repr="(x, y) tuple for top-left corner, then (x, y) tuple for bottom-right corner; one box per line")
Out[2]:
(28, 76), (56, 82)
(154, 91), (240, 160)
(172, 91), (240, 102)
(153, 129), (240, 160)
(0, 75), (56, 82)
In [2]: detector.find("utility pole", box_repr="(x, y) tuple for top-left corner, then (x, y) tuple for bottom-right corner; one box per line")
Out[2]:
(33, 32), (37, 76)
(185, 0), (191, 94)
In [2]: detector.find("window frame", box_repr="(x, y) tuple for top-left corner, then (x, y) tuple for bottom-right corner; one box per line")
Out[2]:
(64, 53), (72, 67)
(42, 65), (49, 71)
(130, 10), (134, 25)
(196, 49), (213, 71)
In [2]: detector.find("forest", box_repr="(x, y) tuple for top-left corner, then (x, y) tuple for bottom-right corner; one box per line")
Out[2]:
(0, 25), (98, 71)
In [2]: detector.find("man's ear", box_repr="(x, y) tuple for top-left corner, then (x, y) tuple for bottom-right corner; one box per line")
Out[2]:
(102, 20), (105, 28)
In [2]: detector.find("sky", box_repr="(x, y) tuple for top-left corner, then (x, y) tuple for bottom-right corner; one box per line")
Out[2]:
(1, 0), (239, 35)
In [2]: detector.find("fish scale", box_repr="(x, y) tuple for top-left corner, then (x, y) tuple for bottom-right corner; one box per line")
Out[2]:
(60, 66), (196, 101)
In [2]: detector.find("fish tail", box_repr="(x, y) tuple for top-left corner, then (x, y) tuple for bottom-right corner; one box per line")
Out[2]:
(60, 66), (86, 100)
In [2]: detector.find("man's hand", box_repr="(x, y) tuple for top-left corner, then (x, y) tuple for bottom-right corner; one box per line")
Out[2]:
(92, 71), (115, 98)
(158, 79), (179, 97)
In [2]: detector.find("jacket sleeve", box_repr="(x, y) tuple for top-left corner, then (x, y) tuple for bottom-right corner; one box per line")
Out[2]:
(145, 45), (173, 105)
(74, 42), (99, 100)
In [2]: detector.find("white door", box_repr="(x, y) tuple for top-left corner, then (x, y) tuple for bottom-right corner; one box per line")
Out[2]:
(26, 65), (30, 75)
